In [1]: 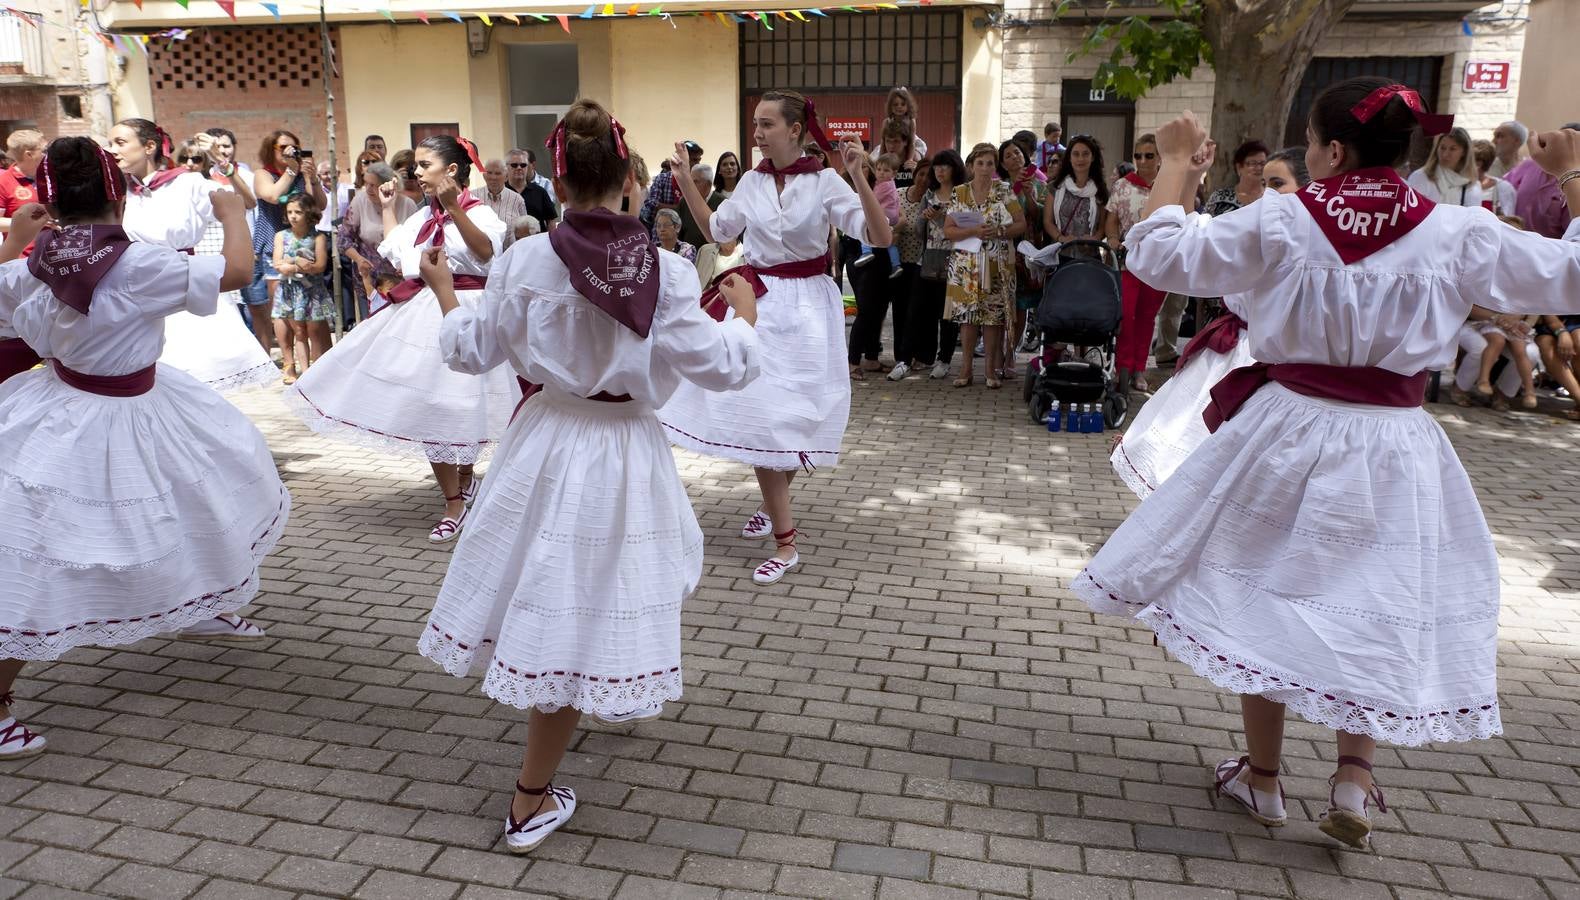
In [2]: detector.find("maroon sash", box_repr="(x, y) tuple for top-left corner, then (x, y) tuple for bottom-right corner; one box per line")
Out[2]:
(511, 375), (631, 424)
(1204, 363), (1427, 433)
(699, 254), (832, 322)
(52, 360), (156, 397)
(1175, 312), (1245, 373)
(0, 337), (40, 382)
(379, 274), (487, 312)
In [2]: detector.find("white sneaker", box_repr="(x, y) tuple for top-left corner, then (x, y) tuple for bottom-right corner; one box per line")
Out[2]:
(593, 705), (664, 727)
(753, 552), (800, 585)
(886, 362), (911, 381)
(179, 614), (266, 641)
(929, 362), (949, 380)
(740, 511), (773, 539)
(1213, 757), (1286, 826)
(852, 253), (874, 268)
(504, 784), (576, 854)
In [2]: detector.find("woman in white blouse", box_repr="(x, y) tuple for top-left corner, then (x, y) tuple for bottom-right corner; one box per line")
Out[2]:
(1407, 126), (1483, 207)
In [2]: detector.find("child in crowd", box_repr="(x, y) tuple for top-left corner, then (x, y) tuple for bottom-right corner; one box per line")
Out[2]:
(854, 153), (903, 279)
(273, 195), (332, 379)
(361, 265), (402, 318)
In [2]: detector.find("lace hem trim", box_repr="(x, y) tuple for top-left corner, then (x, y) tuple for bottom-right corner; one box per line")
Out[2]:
(0, 486), (289, 660)
(417, 623), (682, 716)
(283, 386), (496, 465)
(200, 361), (281, 395)
(662, 422), (840, 472)
(1109, 437), (1157, 501)
(1070, 574), (1502, 746)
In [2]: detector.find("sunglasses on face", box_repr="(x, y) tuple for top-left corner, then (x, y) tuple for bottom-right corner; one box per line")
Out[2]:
(181, 155), (205, 163)
(1134, 152), (1157, 161)
(508, 163), (530, 169)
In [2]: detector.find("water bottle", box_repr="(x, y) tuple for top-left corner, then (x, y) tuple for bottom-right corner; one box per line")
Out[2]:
(1087, 403), (1105, 434)
(1065, 403), (1081, 433)
(1047, 402), (1062, 432)
(1077, 403), (1093, 433)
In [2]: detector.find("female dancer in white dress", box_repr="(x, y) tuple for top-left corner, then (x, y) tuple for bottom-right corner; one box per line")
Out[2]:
(108, 118), (278, 394)
(1110, 148), (1309, 498)
(0, 139), (290, 759)
(285, 135), (518, 543)
(1074, 79), (1580, 850)
(664, 90), (892, 584)
(417, 100), (760, 852)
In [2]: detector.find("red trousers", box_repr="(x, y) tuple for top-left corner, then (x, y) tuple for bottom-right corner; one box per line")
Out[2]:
(1117, 270), (1167, 373)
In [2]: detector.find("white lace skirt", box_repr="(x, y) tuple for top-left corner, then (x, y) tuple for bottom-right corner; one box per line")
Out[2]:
(0, 363), (290, 660)
(418, 389), (697, 716)
(1075, 383), (1501, 747)
(160, 306), (278, 394)
(660, 273), (850, 470)
(1111, 333), (1253, 499)
(283, 286), (519, 465)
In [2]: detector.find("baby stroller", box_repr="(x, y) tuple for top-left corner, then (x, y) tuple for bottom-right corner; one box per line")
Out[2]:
(1022, 239), (1129, 429)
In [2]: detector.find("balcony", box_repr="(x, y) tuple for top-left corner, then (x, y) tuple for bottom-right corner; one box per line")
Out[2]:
(0, 12), (48, 84)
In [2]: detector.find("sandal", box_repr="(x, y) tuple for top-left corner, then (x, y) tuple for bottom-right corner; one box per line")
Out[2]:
(1213, 756), (1286, 826)
(429, 493), (468, 544)
(740, 510), (773, 539)
(460, 473), (482, 507)
(953, 375), (973, 388)
(0, 692), (47, 760)
(504, 782), (577, 854)
(849, 365), (866, 381)
(986, 377), (1002, 390)
(281, 372), (297, 386)
(1319, 756), (1387, 849)
(178, 614), (267, 641)
(753, 529), (801, 585)
(1449, 385), (1473, 408)
(1521, 392), (1539, 410)
(1475, 380), (1495, 398)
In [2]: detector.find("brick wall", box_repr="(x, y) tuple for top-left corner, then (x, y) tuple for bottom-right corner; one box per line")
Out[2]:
(0, 87), (93, 143)
(145, 25), (350, 173)
(997, 2), (1525, 146)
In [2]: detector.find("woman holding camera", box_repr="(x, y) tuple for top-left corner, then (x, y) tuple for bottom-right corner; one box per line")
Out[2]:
(254, 131), (326, 371)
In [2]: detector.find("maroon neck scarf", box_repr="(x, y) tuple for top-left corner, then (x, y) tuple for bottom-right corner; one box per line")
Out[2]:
(131, 167), (186, 197)
(1296, 166), (1434, 264)
(26, 224), (135, 315)
(414, 191), (483, 248)
(756, 155), (823, 188)
(548, 207), (660, 338)
(1122, 171), (1152, 191)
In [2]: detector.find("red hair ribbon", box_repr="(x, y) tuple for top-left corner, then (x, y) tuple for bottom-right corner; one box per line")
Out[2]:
(801, 98), (835, 153)
(35, 142), (127, 206)
(543, 114), (630, 179)
(456, 136), (483, 172)
(154, 125), (173, 158)
(1350, 84), (1454, 136)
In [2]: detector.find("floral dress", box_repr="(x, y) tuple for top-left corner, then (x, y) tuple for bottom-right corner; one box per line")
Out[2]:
(275, 232), (333, 322)
(945, 182), (1020, 327)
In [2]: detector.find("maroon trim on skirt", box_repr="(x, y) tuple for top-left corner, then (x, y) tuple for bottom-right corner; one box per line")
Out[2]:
(1205, 363), (1428, 433)
(52, 360), (156, 397)
(0, 337), (40, 382)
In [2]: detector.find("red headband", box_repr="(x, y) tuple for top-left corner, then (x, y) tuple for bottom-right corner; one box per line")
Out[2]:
(801, 98), (834, 153)
(35, 143), (127, 206)
(543, 114), (630, 179)
(155, 125), (173, 157)
(456, 136), (483, 172)
(1350, 84), (1454, 136)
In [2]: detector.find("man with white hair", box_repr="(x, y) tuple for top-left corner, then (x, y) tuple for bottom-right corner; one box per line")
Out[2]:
(480, 158), (528, 247)
(678, 163), (717, 248)
(0, 129), (45, 246)
(506, 148), (558, 232)
(1489, 121), (1528, 178)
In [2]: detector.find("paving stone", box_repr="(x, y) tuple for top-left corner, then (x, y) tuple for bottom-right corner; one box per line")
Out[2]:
(831, 842), (932, 879)
(92, 862), (207, 900)
(647, 819), (745, 856)
(352, 871), (462, 900)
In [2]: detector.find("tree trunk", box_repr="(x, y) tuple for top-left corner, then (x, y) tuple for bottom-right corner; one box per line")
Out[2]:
(1199, 0), (1359, 193)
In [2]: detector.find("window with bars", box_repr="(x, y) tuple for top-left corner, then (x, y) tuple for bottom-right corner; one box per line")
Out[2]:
(148, 26), (337, 92)
(740, 11), (961, 93)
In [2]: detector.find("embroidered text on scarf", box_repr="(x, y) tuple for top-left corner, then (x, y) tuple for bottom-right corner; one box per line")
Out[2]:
(548, 207), (660, 338)
(1296, 166), (1434, 264)
(27, 225), (135, 315)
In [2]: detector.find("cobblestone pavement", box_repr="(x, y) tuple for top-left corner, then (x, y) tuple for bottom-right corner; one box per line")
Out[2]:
(3, 367), (1579, 900)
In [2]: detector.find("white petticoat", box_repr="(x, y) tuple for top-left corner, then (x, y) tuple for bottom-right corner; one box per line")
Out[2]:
(1074, 383), (1501, 747)
(1111, 333), (1254, 499)
(660, 274), (850, 470)
(283, 286), (519, 465)
(0, 363), (290, 660)
(160, 306), (278, 394)
(417, 390), (695, 716)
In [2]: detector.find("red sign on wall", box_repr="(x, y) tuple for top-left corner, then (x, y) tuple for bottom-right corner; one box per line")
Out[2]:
(824, 118), (872, 145)
(1463, 61), (1511, 93)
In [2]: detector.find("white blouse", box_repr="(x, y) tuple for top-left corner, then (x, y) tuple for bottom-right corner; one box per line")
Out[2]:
(122, 170), (216, 250)
(378, 201), (506, 278)
(709, 168), (868, 268)
(439, 235), (759, 406)
(0, 247), (224, 376)
(1125, 194), (1580, 375)
(1406, 168), (1484, 209)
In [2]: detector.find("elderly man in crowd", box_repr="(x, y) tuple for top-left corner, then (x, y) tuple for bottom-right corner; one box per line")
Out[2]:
(0, 129), (45, 245)
(506, 148), (559, 232)
(1488, 121), (1527, 178)
(678, 163), (720, 249)
(641, 140), (704, 235)
(480, 158), (529, 248)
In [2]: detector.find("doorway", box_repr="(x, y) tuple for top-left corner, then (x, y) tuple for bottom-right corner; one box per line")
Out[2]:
(509, 43), (578, 154)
